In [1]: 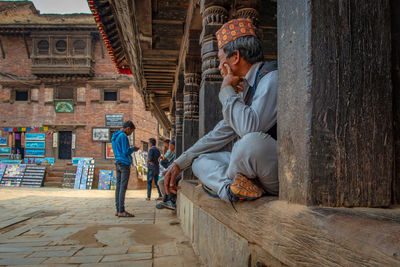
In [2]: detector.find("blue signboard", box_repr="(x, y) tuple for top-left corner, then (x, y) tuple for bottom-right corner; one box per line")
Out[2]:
(25, 149), (45, 157)
(24, 158), (54, 165)
(25, 133), (45, 141)
(0, 147), (11, 155)
(25, 141), (45, 149)
(0, 138), (7, 146)
(72, 157), (93, 166)
(0, 160), (22, 164)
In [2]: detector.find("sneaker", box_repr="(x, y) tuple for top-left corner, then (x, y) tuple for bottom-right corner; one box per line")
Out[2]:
(155, 203), (165, 209)
(230, 173), (264, 200)
(160, 200), (176, 210)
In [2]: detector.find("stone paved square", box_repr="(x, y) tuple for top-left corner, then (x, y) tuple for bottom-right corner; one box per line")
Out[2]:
(0, 188), (202, 266)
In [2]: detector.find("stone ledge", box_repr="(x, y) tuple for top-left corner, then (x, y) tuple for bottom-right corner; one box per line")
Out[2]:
(177, 180), (400, 267)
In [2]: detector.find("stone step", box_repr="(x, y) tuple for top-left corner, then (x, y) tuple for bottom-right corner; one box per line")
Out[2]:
(43, 181), (62, 188)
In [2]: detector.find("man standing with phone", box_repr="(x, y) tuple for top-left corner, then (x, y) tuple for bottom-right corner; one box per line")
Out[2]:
(111, 120), (139, 217)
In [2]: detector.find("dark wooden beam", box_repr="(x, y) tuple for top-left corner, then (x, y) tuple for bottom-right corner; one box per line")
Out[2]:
(153, 19), (184, 25)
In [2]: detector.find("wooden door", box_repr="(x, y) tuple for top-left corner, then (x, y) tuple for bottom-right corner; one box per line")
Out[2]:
(58, 131), (72, 159)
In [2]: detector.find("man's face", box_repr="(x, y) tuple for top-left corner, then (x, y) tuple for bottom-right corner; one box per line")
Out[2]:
(163, 142), (169, 150)
(169, 144), (175, 151)
(218, 48), (239, 77)
(124, 127), (133, 136)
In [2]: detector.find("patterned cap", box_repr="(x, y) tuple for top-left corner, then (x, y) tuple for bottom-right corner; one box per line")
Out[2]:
(216, 18), (256, 49)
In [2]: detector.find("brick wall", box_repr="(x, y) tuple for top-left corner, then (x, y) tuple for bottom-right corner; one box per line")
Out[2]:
(0, 34), (158, 161)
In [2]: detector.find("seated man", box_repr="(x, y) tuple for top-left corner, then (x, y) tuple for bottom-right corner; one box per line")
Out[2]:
(156, 140), (178, 210)
(165, 18), (278, 202)
(160, 139), (175, 169)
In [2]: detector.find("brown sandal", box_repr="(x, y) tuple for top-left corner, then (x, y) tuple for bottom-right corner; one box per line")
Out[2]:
(118, 211), (135, 217)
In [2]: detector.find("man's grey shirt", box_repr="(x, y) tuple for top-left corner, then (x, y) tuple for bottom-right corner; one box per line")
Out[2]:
(174, 61), (277, 170)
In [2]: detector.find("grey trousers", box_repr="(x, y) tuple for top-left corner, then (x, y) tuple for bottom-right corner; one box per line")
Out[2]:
(192, 132), (278, 202)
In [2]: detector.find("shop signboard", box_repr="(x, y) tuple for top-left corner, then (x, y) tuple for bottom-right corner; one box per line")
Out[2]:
(0, 138), (7, 146)
(106, 143), (115, 159)
(0, 147), (11, 155)
(72, 157), (93, 166)
(25, 141), (45, 149)
(26, 133), (45, 141)
(54, 100), (74, 113)
(25, 149), (45, 157)
(24, 158), (54, 165)
(105, 114), (124, 127)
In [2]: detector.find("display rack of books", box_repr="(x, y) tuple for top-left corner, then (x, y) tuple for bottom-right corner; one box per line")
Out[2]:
(1, 164), (26, 187)
(21, 166), (46, 187)
(86, 160), (95, 189)
(74, 159), (95, 190)
(62, 170), (76, 188)
(0, 164), (7, 183)
(98, 170), (114, 190)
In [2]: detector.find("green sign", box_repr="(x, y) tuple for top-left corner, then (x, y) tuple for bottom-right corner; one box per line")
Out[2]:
(54, 100), (74, 113)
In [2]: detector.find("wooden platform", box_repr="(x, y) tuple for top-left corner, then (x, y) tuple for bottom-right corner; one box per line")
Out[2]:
(177, 180), (400, 266)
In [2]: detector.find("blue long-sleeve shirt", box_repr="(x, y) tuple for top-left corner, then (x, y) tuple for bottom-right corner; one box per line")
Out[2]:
(111, 130), (135, 166)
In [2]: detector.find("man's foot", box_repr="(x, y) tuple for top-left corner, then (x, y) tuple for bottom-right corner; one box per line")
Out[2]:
(156, 196), (163, 201)
(160, 200), (176, 210)
(230, 173), (264, 200)
(146, 197), (151, 201)
(118, 211), (135, 217)
(155, 203), (165, 209)
(115, 212), (118, 216)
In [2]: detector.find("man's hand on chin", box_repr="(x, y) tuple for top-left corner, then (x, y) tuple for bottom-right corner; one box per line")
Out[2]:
(221, 63), (243, 92)
(165, 163), (181, 194)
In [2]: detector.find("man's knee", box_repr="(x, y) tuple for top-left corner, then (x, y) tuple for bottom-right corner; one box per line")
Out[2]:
(233, 132), (270, 158)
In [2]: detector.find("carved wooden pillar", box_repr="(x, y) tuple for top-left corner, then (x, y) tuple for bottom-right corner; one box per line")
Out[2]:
(183, 31), (202, 179)
(391, 0), (400, 204)
(199, 2), (228, 137)
(170, 111), (176, 141)
(278, 0), (392, 207)
(175, 74), (184, 158)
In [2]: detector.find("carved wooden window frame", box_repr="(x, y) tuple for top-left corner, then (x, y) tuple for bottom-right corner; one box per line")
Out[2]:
(11, 88), (31, 104)
(100, 88), (120, 103)
(54, 87), (77, 104)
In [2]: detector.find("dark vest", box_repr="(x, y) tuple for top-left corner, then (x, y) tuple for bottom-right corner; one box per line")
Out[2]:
(244, 61), (278, 140)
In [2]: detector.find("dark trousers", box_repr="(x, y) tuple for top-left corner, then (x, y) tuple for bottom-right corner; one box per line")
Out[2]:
(115, 162), (130, 212)
(147, 166), (162, 198)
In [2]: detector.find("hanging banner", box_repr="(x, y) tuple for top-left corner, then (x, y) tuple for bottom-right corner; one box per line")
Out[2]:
(71, 133), (76, 150)
(54, 100), (74, 113)
(0, 147), (11, 155)
(26, 133), (45, 141)
(25, 149), (45, 157)
(53, 132), (58, 148)
(0, 138), (7, 146)
(25, 141), (45, 149)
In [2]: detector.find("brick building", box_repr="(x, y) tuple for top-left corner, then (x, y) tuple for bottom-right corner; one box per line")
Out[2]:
(0, 1), (157, 165)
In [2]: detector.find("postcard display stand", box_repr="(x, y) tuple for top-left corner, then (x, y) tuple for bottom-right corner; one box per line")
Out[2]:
(74, 159), (95, 190)
(98, 170), (117, 190)
(21, 166), (46, 187)
(1, 164), (26, 187)
(62, 170), (76, 188)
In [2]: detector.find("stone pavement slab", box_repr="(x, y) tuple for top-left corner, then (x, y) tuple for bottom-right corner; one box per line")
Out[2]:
(101, 253), (152, 262)
(0, 187), (201, 266)
(80, 260), (152, 267)
(42, 255), (103, 264)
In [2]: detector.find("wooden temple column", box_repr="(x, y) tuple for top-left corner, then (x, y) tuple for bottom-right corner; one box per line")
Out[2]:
(175, 75), (184, 158)
(182, 31), (202, 179)
(199, 1), (228, 137)
(278, 0), (393, 207)
(392, 0), (400, 204)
